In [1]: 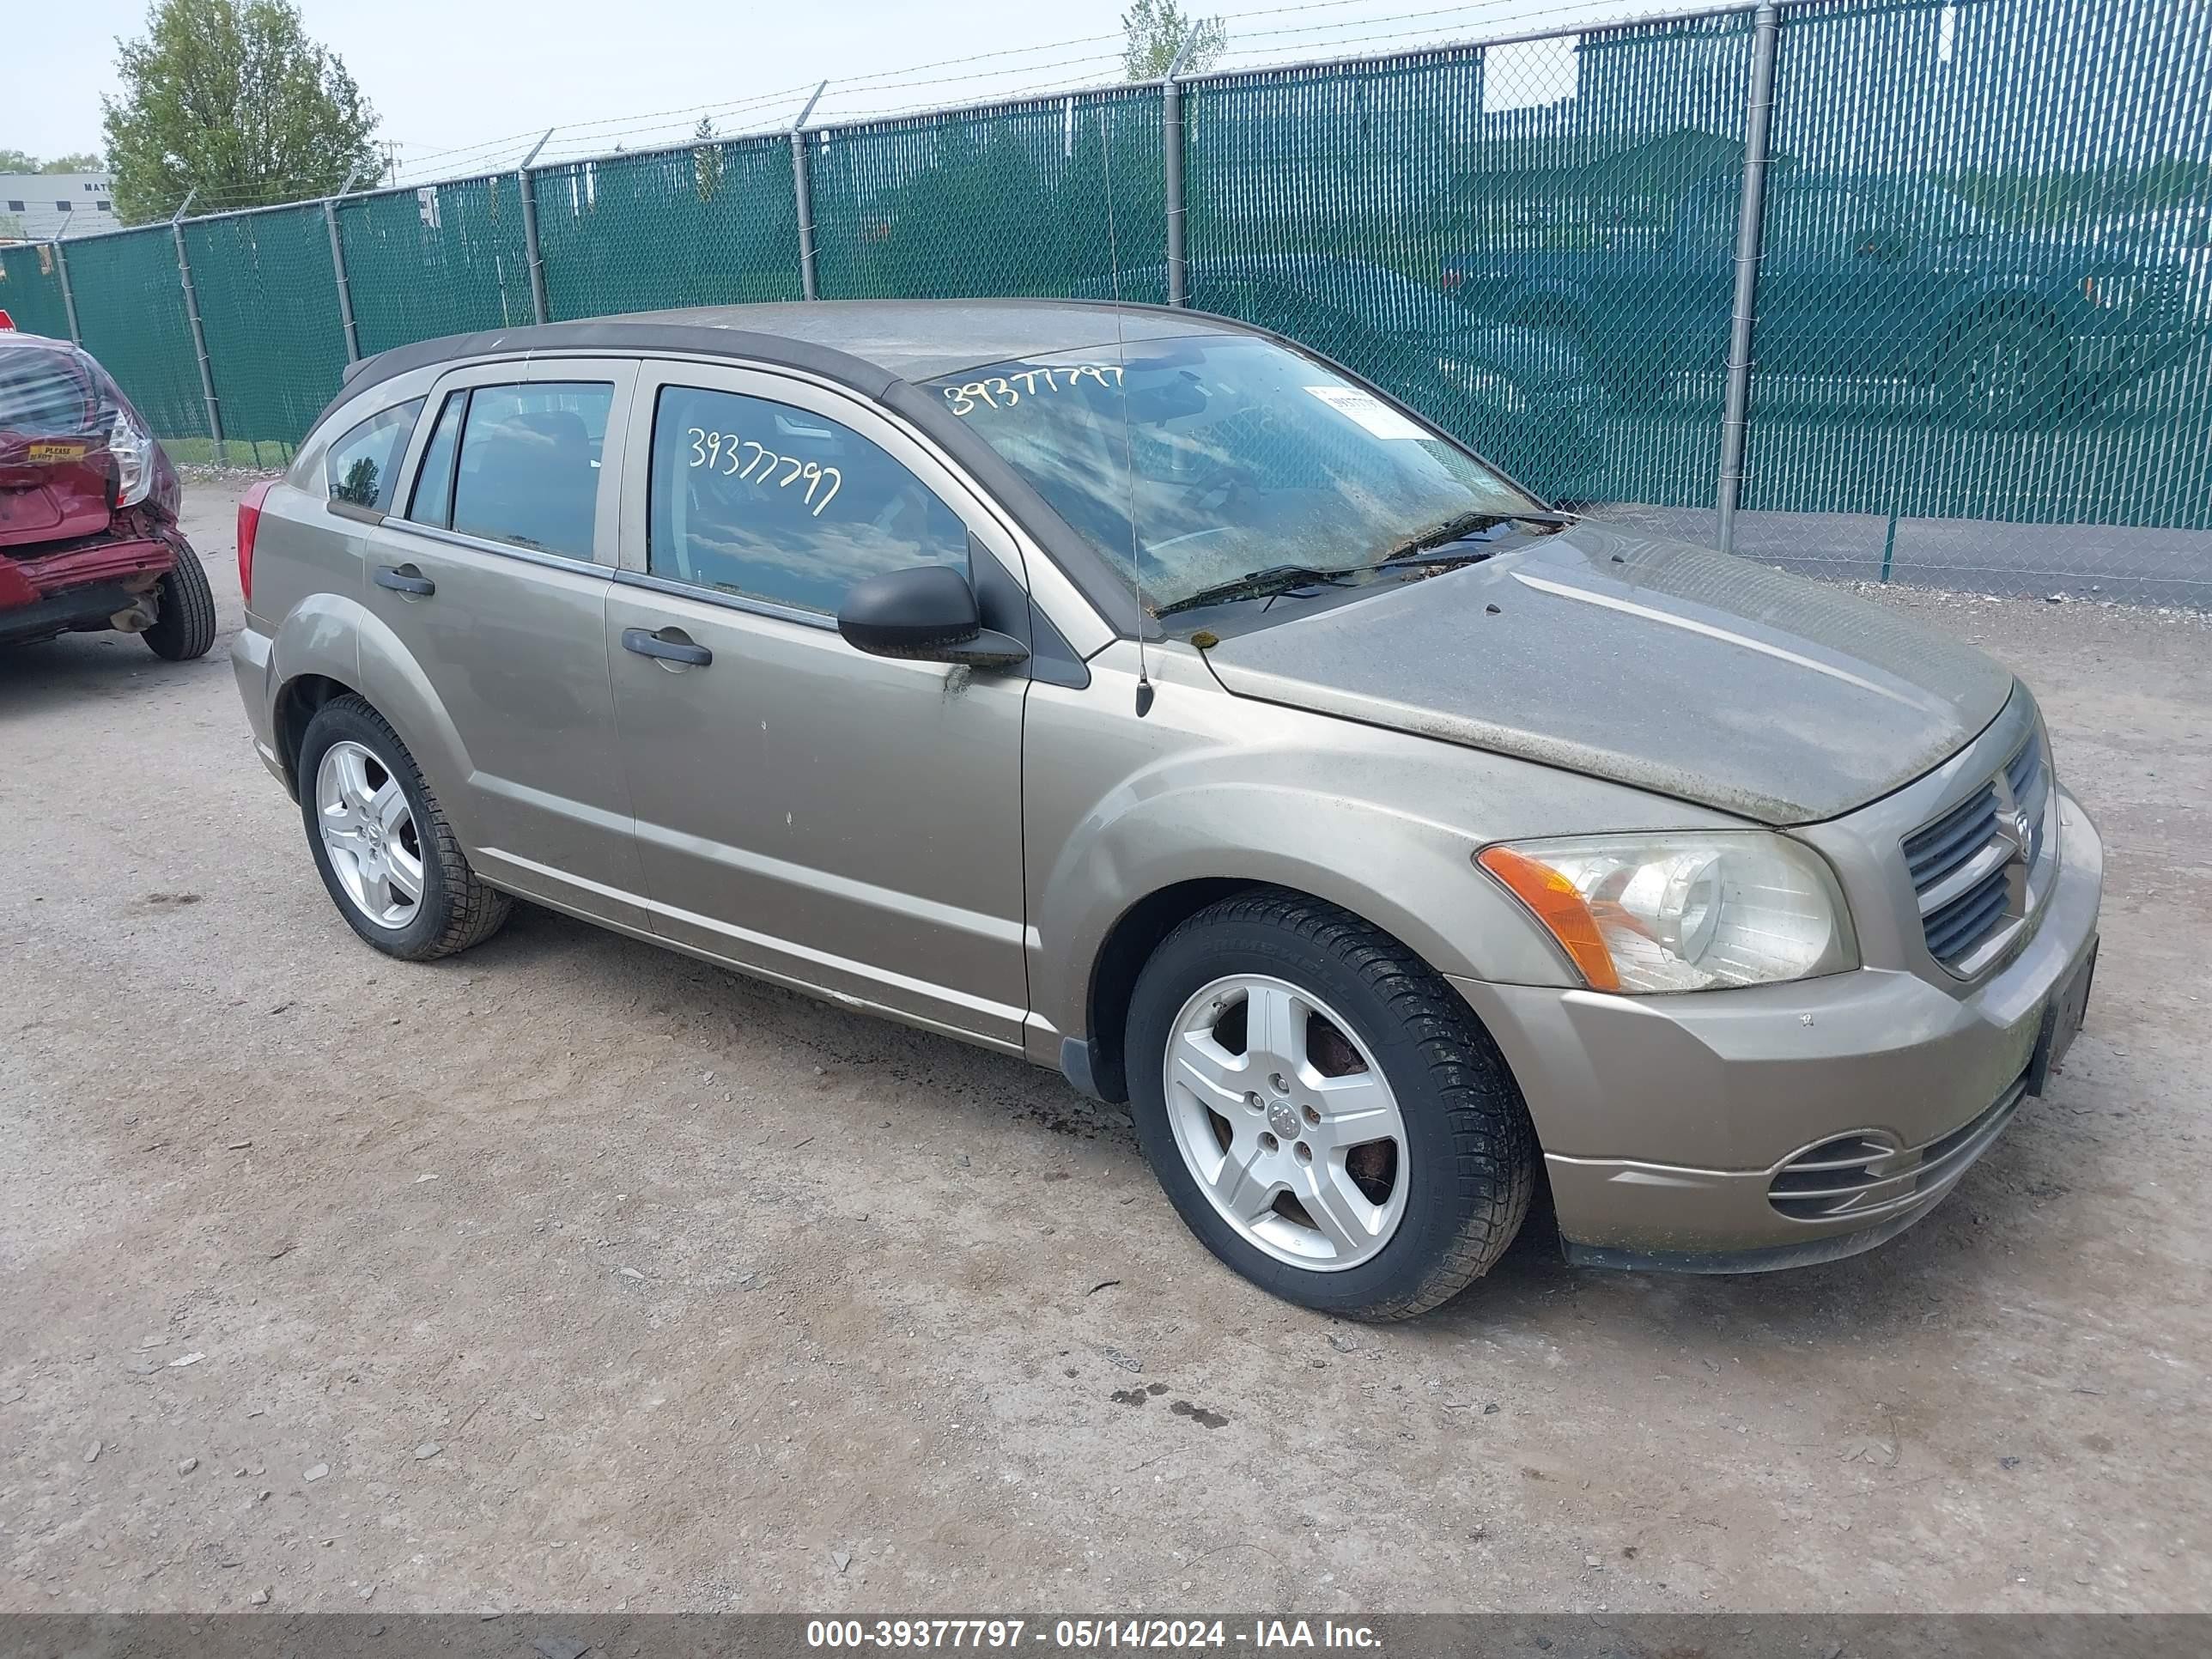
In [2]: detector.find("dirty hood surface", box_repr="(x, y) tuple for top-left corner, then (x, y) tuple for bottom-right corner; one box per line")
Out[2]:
(1199, 520), (2016, 825)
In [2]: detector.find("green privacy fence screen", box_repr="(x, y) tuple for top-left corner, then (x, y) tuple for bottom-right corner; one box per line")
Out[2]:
(1186, 15), (1756, 508)
(811, 87), (1167, 301)
(0, 244), (72, 340)
(14, 0), (2209, 599)
(57, 226), (210, 441)
(532, 136), (804, 320)
(337, 173), (535, 354)
(184, 205), (350, 467)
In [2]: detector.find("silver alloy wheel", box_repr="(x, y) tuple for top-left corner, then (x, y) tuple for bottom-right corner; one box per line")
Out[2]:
(314, 739), (425, 930)
(1162, 974), (1409, 1271)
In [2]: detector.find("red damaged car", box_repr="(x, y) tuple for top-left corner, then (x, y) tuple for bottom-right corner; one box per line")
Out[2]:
(0, 318), (216, 659)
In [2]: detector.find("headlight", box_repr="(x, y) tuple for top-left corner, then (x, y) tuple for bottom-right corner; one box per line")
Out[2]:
(109, 409), (154, 508)
(1478, 832), (1856, 994)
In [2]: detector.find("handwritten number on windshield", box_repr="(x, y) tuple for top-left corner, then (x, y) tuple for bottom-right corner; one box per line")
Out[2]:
(685, 427), (841, 515)
(941, 362), (1124, 416)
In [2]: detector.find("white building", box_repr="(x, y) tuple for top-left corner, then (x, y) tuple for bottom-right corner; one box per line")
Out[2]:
(0, 173), (120, 243)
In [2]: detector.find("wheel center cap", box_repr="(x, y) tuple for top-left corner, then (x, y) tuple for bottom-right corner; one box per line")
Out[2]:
(1267, 1100), (1300, 1139)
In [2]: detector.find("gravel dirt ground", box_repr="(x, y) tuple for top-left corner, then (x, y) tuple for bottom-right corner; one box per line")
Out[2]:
(3, 477), (2208, 1616)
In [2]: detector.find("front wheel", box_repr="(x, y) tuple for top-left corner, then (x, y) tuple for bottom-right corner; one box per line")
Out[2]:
(1124, 890), (1536, 1321)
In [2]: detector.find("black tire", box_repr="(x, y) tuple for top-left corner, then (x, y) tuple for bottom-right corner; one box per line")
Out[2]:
(296, 694), (511, 961)
(142, 544), (217, 660)
(1124, 889), (1536, 1321)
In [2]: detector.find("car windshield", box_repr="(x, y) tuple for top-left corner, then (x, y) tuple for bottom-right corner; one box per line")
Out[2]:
(925, 334), (1541, 617)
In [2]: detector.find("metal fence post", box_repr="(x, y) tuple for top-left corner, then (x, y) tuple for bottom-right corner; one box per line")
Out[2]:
(325, 167), (362, 362)
(791, 82), (828, 301)
(1715, 0), (1781, 556)
(1163, 40), (1199, 307)
(51, 240), (82, 344)
(519, 129), (554, 325)
(169, 191), (226, 466)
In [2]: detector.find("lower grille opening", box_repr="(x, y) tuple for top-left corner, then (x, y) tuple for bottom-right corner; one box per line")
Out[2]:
(1767, 1071), (2029, 1223)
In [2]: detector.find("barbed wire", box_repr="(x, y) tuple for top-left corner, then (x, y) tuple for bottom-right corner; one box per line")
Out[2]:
(65, 0), (1723, 216)
(391, 0), (1698, 179)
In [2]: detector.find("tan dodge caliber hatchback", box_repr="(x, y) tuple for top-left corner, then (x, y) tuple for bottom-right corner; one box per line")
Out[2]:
(232, 301), (2101, 1319)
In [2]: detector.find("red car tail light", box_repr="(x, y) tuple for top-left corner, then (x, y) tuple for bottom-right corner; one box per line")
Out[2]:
(237, 479), (275, 609)
(0, 309), (15, 331)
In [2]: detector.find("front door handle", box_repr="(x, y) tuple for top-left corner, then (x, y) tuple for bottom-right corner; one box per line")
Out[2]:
(622, 627), (712, 667)
(374, 564), (434, 598)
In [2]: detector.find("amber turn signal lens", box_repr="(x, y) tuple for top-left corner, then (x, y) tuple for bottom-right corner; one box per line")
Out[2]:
(1477, 844), (1622, 993)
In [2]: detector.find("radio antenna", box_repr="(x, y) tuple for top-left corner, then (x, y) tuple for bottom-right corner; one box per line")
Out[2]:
(1096, 102), (1153, 717)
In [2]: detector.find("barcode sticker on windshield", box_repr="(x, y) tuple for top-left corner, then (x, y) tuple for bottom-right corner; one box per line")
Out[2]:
(1304, 386), (1427, 440)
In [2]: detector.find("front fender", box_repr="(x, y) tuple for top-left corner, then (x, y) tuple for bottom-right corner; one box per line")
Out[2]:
(1022, 647), (1738, 1043)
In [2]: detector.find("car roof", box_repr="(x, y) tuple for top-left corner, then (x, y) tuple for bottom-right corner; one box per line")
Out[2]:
(337, 298), (1251, 406)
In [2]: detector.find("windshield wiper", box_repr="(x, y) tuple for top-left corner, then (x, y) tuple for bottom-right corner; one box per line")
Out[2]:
(1376, 507), (1569, 567)
(1152, 562), (1352, 619)
(1152, 510), (1572, 620)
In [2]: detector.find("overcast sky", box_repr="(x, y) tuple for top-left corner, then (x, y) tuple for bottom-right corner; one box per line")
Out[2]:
(13, 0), (1698, 181)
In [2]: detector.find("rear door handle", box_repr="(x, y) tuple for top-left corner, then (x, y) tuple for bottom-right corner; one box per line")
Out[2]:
(374, 564), (434, 598)
(622, 627), (712, 667)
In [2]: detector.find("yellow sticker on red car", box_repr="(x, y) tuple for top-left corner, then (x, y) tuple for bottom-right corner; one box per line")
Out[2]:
(26, 440), (89, 464)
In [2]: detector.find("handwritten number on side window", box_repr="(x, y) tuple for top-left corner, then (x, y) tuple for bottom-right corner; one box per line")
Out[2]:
(684, 428), (841, 517)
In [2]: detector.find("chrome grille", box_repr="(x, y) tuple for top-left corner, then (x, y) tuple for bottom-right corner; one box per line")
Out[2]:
(1768, 1070), (2030, 1223)
(2005, 735), (2051, 866)
(1902, 732), (2050, 974)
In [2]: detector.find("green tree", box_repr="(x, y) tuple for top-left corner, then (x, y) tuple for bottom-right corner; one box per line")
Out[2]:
(100, 0), (380, 223)
(0, 150), (104, 173)
(1121, 0), (1225, 79)
(693, 116), (723, 203)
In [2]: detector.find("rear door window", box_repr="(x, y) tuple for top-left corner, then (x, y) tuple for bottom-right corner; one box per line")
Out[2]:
(647, 385), (968, 615)
(325, 399), (422, 513)
(441, 382), (613, 559)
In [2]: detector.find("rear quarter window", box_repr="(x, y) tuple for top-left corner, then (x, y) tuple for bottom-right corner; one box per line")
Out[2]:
(325, 399), (424, 514)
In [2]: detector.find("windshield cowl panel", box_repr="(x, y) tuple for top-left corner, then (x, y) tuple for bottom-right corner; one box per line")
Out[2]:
(923, 334), (1543, 621)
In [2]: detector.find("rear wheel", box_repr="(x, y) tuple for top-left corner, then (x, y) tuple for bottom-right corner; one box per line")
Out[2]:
(1124, 890), (1536, 1321)
(296, 695), (511, 961)
(142, 545), (217, 661)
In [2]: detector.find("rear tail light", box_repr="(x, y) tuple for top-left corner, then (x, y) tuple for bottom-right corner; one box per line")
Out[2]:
(109, 410), (155, 507)
(0, 309), (15, 331)
(237, 479), (275, 610)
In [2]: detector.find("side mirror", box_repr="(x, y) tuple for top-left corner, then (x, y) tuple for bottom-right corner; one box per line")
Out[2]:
(837, 563), (1030, 669)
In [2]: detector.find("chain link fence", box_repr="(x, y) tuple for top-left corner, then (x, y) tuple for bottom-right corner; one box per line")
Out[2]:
(0, 242), (72, 340)
(812, 87), (1167, 301)
(3, 0), (2205, 601)
(337, 173), (536, 352)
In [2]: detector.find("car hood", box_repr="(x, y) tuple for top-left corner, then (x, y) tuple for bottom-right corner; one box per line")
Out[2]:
(1196, 521), (2016, 825)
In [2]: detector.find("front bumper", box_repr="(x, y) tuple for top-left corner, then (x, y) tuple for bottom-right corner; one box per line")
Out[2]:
(1452, 787), (2104, 1270)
